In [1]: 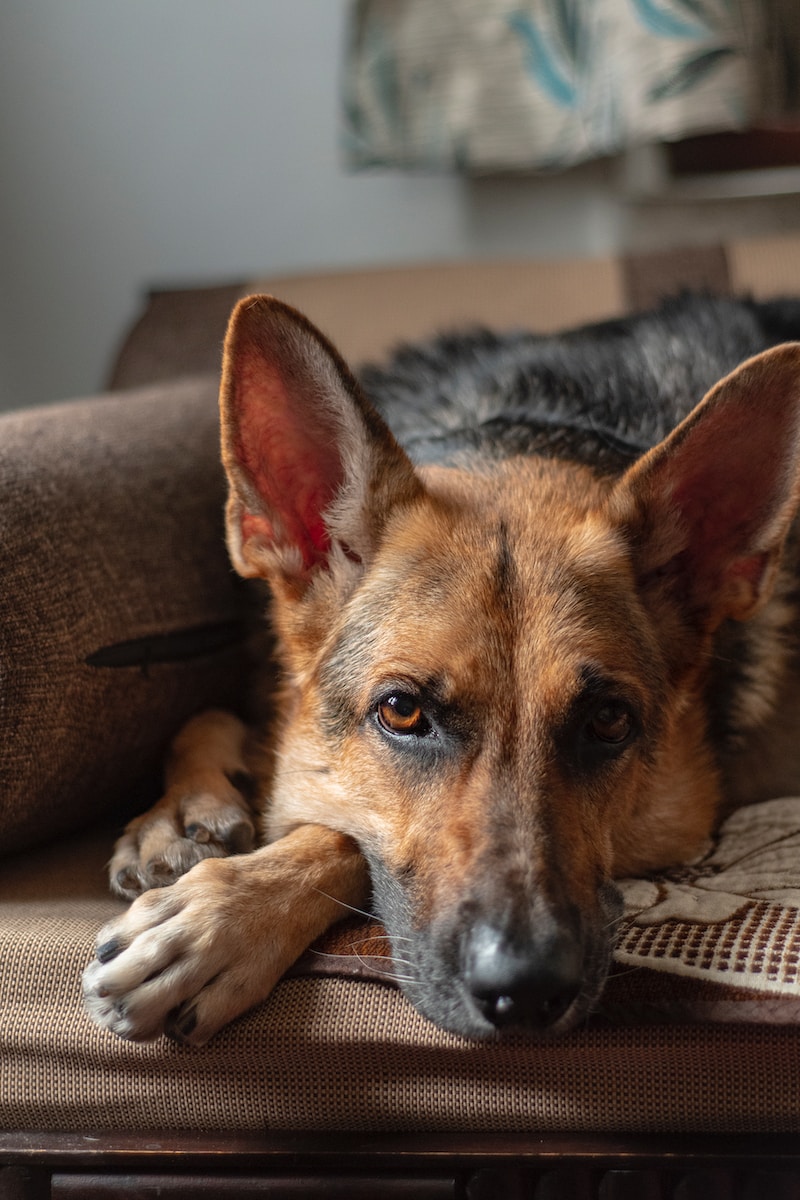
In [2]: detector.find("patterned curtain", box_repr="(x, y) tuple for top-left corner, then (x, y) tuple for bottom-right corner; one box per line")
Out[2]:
(343, 0), (793, 173)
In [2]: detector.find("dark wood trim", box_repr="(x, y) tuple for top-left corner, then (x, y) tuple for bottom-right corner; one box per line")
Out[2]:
(3, 1129), (800, 1170)
(667, 123), (800, 175)
(5, 1132), (800, 1200)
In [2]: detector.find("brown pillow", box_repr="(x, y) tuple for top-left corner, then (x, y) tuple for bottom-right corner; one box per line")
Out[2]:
(0, 376), (254, 856)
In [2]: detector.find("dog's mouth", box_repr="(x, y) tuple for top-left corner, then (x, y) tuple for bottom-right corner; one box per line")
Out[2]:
(368, 859), (622, 1040)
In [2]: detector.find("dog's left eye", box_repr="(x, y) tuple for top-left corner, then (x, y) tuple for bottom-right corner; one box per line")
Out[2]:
(377, 693), (430, 737)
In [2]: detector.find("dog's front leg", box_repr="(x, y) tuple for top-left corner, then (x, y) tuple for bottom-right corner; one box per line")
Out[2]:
(83, 825), (369, 1044)
(108, 710), (261, 901)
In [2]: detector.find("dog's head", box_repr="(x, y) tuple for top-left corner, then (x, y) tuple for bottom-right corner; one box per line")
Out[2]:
(220, 296), (800, 1038)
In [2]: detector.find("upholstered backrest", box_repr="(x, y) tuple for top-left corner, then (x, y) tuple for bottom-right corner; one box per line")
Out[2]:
(0, 378), (255, 854)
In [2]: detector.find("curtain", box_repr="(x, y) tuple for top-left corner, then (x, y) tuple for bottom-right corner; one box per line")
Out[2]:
(343, 0), (786, 172)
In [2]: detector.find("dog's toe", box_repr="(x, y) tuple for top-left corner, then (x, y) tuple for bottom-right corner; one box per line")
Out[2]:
(222, 817), (256, 854)
(140, 839), (214, 889)
(108, 784), (257, 898)
(112, 866), (143, 901)
(83, 900), (200, 1040)
(82, 960), (140, 1040)
(84, 859), (253, 1042)
(181, 794), (256, 856)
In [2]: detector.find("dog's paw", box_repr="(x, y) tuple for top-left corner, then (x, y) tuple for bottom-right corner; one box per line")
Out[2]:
(109, 778), (256, 901)
(83, 855), (288, 1045)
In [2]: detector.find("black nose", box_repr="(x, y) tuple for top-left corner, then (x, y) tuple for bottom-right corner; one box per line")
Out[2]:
(462, 919), (583, 1030)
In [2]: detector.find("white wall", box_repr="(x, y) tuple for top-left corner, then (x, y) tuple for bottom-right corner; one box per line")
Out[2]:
(0, 0), (629, 410)
(2, 1), (800, 411)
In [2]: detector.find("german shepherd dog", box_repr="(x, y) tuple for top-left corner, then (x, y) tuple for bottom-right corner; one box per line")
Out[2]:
(84, 293), (800, 1046)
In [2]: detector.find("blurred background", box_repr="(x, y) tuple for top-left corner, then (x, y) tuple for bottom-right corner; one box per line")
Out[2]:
(2, 0), (800, 412)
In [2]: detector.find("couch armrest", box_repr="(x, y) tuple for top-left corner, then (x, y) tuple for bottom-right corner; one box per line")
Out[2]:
(0, 376), (253, 855)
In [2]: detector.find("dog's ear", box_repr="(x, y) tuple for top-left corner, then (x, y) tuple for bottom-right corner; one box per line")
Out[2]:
(220, 295), (423, 591)
(609, 343), (800, 628)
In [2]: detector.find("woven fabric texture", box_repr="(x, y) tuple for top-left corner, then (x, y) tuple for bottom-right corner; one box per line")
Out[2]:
(3, 828), (800, 1134)
(0, 378), (253, 855)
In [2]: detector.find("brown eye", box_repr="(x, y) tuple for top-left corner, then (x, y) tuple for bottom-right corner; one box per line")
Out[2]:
(377, 693), (428, 736)
(588, 701), (634, 745)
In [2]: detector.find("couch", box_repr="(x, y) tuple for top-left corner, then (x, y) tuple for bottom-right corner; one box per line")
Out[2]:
(4, 236), (800, 1197)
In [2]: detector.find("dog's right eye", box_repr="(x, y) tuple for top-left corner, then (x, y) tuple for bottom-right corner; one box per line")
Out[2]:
(376, 693), (430, 737)
(588, 701), (634, 746)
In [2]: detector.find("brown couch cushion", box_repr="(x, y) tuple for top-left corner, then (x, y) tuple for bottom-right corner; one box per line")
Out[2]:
(0, 377), (254, 856)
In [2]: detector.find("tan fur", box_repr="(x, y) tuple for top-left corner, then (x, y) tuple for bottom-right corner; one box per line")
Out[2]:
(267, 455), (721, 883)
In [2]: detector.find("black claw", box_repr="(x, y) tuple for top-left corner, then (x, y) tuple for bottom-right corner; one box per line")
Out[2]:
(96, 938), (121, 964)
(223, 820), (255, 854)
(167, 1005), (197, 1042)
(185, 824), (211, 845)
(115, 868), (140, 895)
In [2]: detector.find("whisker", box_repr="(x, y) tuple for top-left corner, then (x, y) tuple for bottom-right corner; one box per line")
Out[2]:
(277, 766), (330, 777)
(354, 934), (397, 949)
(310, 886), (378, 922)
(353, 952), (398, 978)
(355, 928), (417, 952)
(307, 943), (418, 979)
(356, 932), (416, 948)
(605, 912), (627, 936)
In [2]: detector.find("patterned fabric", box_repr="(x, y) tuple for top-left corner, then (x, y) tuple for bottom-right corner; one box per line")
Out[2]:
(344, 0), (764, 171)
(617, 798), (800, 1010)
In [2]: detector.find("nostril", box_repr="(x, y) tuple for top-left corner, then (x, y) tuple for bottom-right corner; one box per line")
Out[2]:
(463, 920), (583, 1031)
(471, 989), (521, 1026)
(471, 982), (577, 1029)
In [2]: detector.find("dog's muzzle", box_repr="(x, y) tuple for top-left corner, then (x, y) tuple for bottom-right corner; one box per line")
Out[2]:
(370, 853), (623, 1039)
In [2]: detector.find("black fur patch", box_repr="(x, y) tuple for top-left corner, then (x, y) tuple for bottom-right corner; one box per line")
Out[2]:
(360, 295), (800, 471)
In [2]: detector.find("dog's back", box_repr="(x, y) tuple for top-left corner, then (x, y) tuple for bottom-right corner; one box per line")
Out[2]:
(363, 294), (800, 467)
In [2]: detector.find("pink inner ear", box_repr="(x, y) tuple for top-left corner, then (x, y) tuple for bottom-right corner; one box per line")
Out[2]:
(667, 405), (772, 578)
(647, 384), (792, 624)
(620, 343), (800, 622)
(232, 348), (345, 570)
